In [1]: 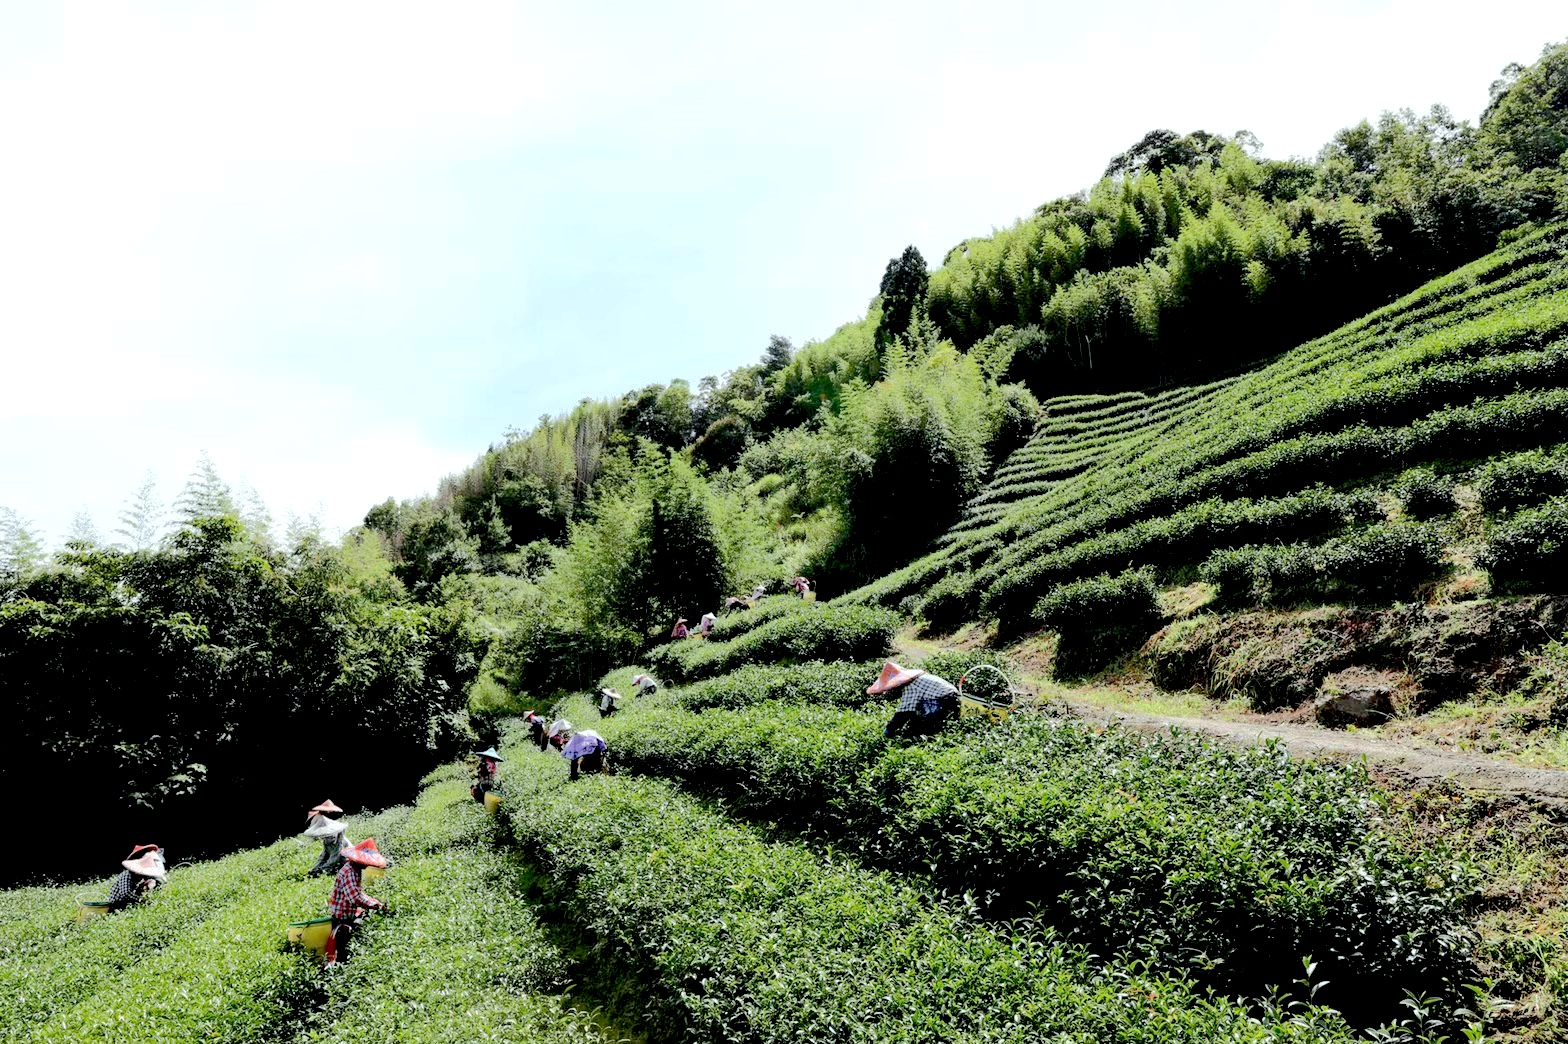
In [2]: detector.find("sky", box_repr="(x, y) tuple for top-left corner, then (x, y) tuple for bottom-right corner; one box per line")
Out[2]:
(1, 0), (1564, 548)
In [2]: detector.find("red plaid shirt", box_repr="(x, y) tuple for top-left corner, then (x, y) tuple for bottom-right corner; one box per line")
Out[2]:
(327, 863), (370, 919)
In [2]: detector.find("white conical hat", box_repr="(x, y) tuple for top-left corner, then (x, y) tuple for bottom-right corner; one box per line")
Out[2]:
(304, 814), (348, 840)
(547, 718), (573, 738)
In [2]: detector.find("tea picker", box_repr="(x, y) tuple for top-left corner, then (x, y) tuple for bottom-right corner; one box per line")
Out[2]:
(630, 673), (658, 696)
(871, 661), (960, 739)
(546, 718), (573, 752)
(472, 747), (504, 803)
(524, 709), (548, 751)
(558, 725), (609, 781)
(105, 844), (167, 912)
(303, 799), (349, 877)
(597, 688), (622, 719)
(324, 838), (388, 965)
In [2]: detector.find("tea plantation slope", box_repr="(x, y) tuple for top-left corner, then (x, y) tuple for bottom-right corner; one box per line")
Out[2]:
(836, 223), (1568, 629)
(550, 686), (1475, 1027)
(5, 804), (409, 1044)
(494, 721), (1360, 1044)
(1, 776), (620, 1044)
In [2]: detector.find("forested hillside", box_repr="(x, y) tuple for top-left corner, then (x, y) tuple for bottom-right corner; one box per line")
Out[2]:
(3, 39), (1567, 893)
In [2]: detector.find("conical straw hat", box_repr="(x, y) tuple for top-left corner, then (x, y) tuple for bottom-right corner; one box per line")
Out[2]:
(304, 814), (348, 840)
(121, 851), (168, 881)
(308, 799), (344, 817)
(866, 661), (924, 695)
(342, 838), (389, 868)
(474, 747), (504, 762)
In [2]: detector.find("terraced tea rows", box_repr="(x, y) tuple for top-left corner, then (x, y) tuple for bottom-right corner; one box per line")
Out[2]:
(544, 672), (1474, 1028)
(839, 224), (1568, 632)
(496, 716), (1364, 1043)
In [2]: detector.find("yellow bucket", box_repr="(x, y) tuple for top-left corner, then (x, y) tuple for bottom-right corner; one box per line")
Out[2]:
(363, 865), (386, 884)
(287, 917), (332, 954)
(803, 590), (817, 602)
(959, 694), (1011, 724)
(483, 791), (502, 815)
(77, 900), (112, 925)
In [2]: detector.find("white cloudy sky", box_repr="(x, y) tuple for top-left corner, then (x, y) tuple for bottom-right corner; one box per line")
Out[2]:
(1, 1), (1563, 547)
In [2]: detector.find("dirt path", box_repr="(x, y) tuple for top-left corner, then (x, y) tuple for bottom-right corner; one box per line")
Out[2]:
(1060, 696), (1568, 806)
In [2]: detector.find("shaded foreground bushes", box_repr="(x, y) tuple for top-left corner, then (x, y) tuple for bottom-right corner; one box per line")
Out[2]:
(605, 701), (1475, 1024)
(499, 727), (1361, 1044)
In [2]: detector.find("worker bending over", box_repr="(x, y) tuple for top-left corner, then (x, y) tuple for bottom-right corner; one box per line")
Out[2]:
(524, 710), (547, 751)
(304, 799), (348, 877)
(325, 838), (387, 964)
(870, 661), (960, 738)
(107, 844), (166, 911)
(559, 726), (609, 780)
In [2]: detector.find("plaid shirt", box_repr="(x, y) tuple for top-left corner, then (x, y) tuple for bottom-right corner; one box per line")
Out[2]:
(895, 673), (957, 715)
(327, 863), (370, 919)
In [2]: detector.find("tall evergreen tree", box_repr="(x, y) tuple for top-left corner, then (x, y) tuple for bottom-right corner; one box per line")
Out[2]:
(116, 473), (166, 551)
(876, 245), (929, 347)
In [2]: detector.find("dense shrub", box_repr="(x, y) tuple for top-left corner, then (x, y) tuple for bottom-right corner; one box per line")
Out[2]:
(0, 520), (484, 885)
(1480, 496), (1568, 592)
(1203, 525), (1448, 607)
(499, 727), (1361, 1043)
(1474, 450), (1568, 513)
(645, 604), (898, 682)
(1034, 568), (1163, 675)
(1396, 467), (1457, 519)
(600, 703), (1476, 1024)
(674, 659), (883, 711)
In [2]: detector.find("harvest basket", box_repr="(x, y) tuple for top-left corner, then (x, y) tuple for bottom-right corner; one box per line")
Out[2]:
(286, 917), (332, 954)
(76, 896), (112, 925)
(957, 664), (1017, 723)
(483, 791), (503, 815)
(802, 590), (818, 602)
(363, 865), (387, 883)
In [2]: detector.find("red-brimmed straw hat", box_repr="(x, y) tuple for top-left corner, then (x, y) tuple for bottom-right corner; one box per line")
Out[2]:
(866, 661), (924, 695)
(126, 843), (160, 858)
(342, 838), (389, 869)
(308, 799), (344, 817)
(122, 848), (167, 881)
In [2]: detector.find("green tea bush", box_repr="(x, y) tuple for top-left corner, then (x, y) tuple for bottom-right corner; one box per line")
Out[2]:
(1033, 568), (1162, 675)
(646, 604), (897, 682)
(1395, 467), (1457, 519)
(704, 595), (807, 641)
(1474, 450), (1568, 513)
(601, 704), (1475, 1024)
(981, 489), (1363, 629)
(674, 659), (882, 711)
(1203, 525), (1448, 607)
(498, 730), (1360, 1043)
(1479, 496), (1568, 592)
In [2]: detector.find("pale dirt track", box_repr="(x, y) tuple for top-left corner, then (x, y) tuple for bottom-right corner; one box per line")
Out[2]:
(1060, 697), (1568, 806)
